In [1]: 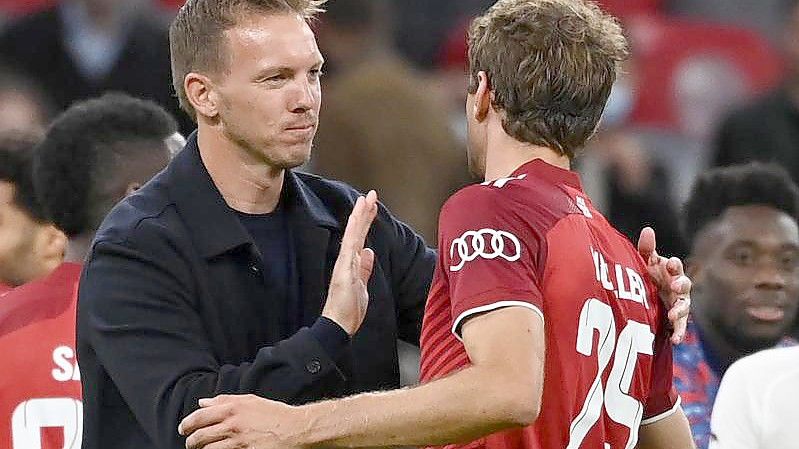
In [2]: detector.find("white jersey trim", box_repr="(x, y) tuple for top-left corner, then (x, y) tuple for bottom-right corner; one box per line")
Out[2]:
(640, 396), (682, 425)
(451, 300), (545, 341)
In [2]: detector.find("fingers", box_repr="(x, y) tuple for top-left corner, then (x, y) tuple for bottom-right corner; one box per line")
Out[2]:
(179, 403), (228, 437)
(185, 422), (228, 449)
(340, 191), (379, 255)
(637, 227), (657, 264)
(669, 297), (690, 344)
(359, 248), (375, 284)
(670, 275), (691, 296)
(666, 256), (684, 276)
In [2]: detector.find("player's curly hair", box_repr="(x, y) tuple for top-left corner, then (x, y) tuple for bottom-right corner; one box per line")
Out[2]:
(0, 132), (47, 222)
(33, 93), (177, 237)
(682, 162), (799, 250)
(468, 0), (629, 158)
(170, 0), (326, 121)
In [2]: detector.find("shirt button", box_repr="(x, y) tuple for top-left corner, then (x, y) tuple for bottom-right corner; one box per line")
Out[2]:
(306, 359), (322, 374)
(250, 265), (260, 274)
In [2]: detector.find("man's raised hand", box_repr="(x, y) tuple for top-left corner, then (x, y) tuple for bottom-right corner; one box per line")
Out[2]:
(322, 190), (379, 335)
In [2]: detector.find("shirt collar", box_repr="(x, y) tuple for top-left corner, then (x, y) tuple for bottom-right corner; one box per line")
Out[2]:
(167, 132), (339, 259)
(511, 158), (584, 191)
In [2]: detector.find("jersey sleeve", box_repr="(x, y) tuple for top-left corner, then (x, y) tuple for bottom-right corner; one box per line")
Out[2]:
(641, 318), (681, 424)
(438, 186), (546, 336)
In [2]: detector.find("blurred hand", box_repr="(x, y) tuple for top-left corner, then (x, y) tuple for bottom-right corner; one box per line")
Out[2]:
(322, 190), (379, 335)
(638, 227), (692, 344)
(179, 395), (301, 449)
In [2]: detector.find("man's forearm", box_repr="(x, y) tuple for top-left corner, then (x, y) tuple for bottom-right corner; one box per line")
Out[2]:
(294, 364), (540, 448)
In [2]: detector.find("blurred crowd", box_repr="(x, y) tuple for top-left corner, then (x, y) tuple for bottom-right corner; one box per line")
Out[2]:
(1, 1), (799, 449)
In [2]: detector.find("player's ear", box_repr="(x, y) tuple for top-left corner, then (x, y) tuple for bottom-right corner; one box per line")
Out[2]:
(185, 72), (220, 120)
(473, 71), (491, 122)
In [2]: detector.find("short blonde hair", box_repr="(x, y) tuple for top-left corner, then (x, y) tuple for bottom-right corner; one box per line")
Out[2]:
(468, 0), (628, 158)
(169, 0), (326, 120)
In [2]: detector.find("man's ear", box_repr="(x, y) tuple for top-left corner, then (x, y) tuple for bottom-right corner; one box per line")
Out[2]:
(40, 224), (66, 260)
(185, 72), (220, 119)
(472, 71), (491, 123)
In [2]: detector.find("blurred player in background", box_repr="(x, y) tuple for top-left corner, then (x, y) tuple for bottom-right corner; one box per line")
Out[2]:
(0, 133), (64, 293)
(675, 162), (799, 449)
(0, 93), (178, 449)
(709, 346), (799, 449)
(178, 1), (694, 448)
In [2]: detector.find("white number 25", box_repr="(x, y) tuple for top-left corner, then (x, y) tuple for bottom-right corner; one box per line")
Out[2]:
(12, 397), (82, 449)
(566, 298), (654, 449)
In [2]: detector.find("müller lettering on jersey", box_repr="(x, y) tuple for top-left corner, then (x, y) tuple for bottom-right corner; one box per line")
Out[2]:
(590, 247), (649, 308)
(51, 345), (81, 382)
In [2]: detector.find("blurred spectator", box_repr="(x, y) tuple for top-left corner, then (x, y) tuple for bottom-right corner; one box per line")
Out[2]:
(0, 67), (52, 136)
(623, 15), (780, 205)
(313, 0), (468, 245)
(714, 0), (799, 182)
(579, 64), (686, 256)
(0, 0), (193, 133)
(0, 93), (177, 449)
(0, 133), (65, 292)
(709, 346), (799, 449)
(675, 163), (799, 449)
(391, 0), (491, 69)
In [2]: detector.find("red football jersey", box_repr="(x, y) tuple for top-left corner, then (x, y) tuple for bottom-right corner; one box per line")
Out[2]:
(0, 283), (11, 295)
(0, 263), (83, 449)
(420, 160), (678, 449)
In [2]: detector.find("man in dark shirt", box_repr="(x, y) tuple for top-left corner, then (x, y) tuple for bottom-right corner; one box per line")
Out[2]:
(76, 2), (434, 449)
(713, 0), (799, 180)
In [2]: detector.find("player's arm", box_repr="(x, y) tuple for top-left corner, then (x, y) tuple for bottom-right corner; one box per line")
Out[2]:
(638, 407), (695, 449)
(179, 305), (545, 449)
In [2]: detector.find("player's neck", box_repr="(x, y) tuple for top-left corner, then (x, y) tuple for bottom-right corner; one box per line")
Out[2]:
(198, 126), (284, 215)
(484, 130), (571, 182)
(64, 233), (95, 263)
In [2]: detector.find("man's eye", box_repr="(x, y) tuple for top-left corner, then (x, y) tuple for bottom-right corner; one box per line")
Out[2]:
(731, 248), (754, 266)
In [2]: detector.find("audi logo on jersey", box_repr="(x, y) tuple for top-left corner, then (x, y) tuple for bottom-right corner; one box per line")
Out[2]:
(449, 228), (522, 272)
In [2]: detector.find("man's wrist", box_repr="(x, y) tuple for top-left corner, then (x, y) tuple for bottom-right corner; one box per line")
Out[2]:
(292, 400), (343, 449)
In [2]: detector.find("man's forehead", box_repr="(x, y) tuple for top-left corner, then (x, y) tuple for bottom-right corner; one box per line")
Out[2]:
(711, 205), (799, 245)
(225, 13), (321, 60)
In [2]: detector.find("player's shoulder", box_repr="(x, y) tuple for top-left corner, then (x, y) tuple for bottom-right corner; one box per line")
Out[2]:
(727, 346), (799, 379)
(441, 183), (503, 213)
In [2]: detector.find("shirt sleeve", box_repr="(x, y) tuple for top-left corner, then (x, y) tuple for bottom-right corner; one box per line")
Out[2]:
(708, 358), (760, 449)
(641, 317), (681, 424)
(439, 187), (545, 336)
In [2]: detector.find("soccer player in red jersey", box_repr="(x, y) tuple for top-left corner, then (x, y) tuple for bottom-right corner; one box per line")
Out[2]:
(0, 133), (65, 290)
(179, 1), (694, 448)
(0, 94), (180, 449)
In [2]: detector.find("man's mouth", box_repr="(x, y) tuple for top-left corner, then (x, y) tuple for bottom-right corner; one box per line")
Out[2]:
(745, 305), (786, 322)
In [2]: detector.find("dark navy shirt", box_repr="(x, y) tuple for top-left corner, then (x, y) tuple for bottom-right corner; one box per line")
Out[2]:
(235, 203), (346, 358)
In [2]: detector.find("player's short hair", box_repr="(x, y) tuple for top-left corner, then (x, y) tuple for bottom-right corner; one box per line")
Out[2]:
(33, 93), (177, 237)
(0, 133), (46, 222)
(170, 0), (326, 120)
(682, 162), (799, 250)
(468, 0), (628, 158)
